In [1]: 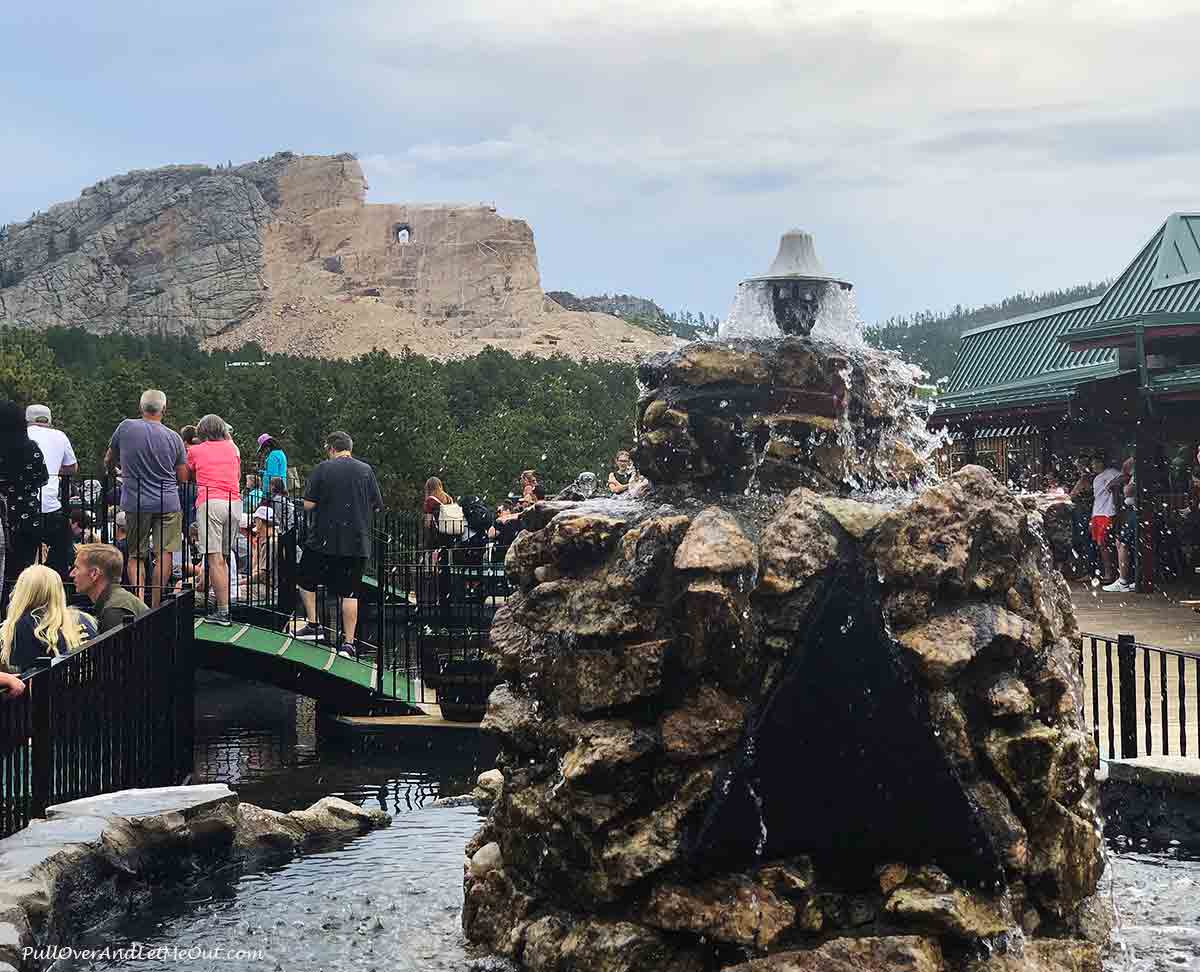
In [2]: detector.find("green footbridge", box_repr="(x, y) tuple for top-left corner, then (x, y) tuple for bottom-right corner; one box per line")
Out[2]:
(193, 619), (413, 713)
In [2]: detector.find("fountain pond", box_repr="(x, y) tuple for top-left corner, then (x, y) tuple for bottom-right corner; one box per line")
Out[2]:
(38, 612), (1200, 972)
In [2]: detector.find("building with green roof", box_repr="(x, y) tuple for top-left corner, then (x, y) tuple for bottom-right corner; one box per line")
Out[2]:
(929, 213), (1200, 590)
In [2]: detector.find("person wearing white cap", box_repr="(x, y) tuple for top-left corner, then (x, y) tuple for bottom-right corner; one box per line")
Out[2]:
(25, 404), (78, 582)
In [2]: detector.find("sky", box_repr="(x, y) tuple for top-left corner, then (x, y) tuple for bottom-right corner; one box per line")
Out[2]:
(3, 0), (1200, 323)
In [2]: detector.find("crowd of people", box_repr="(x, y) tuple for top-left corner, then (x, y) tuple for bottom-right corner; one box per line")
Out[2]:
(0, 385), (645, 680)
(1042, 448), (1200, 592)
(0, 389), (316, 676)
(417, 449), (642, 561)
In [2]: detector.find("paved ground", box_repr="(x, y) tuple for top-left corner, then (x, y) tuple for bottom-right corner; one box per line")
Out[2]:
(1073, 581), (1200, 762)
(1072, 580), (1200, 651)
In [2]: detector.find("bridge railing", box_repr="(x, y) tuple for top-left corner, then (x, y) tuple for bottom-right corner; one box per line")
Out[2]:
(0, 594), (195, 838)
(43, 472), (509, 715)
(1081, 632), (1200, 761)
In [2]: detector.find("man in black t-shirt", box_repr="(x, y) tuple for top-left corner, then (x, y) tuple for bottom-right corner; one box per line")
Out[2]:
(292, 431), (383, 658)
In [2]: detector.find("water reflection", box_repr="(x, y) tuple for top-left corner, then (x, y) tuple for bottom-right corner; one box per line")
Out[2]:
(191, 672), (489, 815)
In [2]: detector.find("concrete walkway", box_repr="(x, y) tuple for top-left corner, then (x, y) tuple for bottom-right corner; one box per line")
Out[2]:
(1071, 580), (1200, 652)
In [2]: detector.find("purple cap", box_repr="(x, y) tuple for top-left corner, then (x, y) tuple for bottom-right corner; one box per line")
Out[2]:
(257, 433), (273, 448)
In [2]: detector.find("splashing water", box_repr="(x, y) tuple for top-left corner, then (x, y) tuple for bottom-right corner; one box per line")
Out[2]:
(718, 279), (866, 347)
(809, 286), (865, 347)
(719, 280), (779, 339)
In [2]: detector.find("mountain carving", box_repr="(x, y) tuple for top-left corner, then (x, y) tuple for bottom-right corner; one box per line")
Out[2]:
(0, 152), (673, 362)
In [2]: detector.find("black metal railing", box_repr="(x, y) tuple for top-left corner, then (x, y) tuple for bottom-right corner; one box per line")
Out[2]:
(21, 472), (514, 716)
(0, 594), (195, 837)
(1081, 632), (1200, 760)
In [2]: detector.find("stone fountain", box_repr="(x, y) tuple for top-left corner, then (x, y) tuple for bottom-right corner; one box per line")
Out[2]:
(462, 236), (1107, 972)
(721, 230), (854, 340)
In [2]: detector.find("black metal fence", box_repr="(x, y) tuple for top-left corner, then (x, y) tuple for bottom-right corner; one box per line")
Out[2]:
(370, 511), (512, 715)
(10, 472), (513, 718)
(0, 594), (195, 837)
(1081, 632), (1200, 760)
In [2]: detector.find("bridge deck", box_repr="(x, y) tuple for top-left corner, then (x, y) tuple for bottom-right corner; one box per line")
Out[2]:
(193, 619), (412, 706)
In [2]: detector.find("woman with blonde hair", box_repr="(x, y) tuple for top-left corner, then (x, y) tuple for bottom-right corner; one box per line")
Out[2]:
(422, 476), (454, 545)
(0, 565), (97, 673)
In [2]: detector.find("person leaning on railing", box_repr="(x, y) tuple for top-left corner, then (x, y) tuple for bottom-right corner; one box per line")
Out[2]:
(0, 565), (97, 675)
(69, 544), (148, 634)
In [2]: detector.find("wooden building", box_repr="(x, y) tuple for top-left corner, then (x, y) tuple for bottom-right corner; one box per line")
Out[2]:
(930, 213), (1200, 591)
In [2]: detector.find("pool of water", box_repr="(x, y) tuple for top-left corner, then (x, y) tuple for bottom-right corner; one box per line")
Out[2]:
(64, 806), (511, 972)
(1104, 840), (1200, 971)
(50, 674), (1200, 972)
(56, 672), (508, 971)
(188, 671), (491, 813)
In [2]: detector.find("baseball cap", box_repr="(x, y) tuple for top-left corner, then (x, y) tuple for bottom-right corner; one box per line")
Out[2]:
(253, 507), (274, 523)
(257, 433), (273, 448)
(26, 404), (51, 424)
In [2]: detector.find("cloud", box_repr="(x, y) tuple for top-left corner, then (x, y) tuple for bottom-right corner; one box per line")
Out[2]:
(4, 0), (1200, 322)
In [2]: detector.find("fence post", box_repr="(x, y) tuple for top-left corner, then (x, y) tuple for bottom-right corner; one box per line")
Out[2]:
(375, 522), (386, 697)
(29, 678), (51, 818)
(1117, 633), (1138, 759)
(174, 596), (197, 783)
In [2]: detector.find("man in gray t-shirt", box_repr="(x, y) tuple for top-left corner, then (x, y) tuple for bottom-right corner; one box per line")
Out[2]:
(105, 389), (189, 608)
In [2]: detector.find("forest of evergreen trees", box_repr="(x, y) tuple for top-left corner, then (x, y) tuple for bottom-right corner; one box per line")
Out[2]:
(863, 282), (1109, 382)
(0, 280), (1115, 510)
(0, 328), (639, 509)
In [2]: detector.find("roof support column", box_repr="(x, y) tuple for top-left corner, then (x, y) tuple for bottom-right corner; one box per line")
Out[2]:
(1134, 324), (1156, 593)
(1039, 428), (1053, 479)
(961, 426), (976, 469)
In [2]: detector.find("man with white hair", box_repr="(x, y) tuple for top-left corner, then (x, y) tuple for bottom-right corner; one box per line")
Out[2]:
(104, 389), (188, 608)
(25, 404), (78, 580)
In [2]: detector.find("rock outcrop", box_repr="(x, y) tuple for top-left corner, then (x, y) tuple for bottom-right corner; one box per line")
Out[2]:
(635, 337), (932, 495)
(0, 784), (389, 969)
(0, 152), (672, 362)
(463, 338), (1104, 972)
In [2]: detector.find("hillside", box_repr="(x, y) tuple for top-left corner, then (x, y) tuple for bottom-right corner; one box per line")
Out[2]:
(0, 152), (674, 363)
(547, 291), (714, 340)
(864, 282), (1110, 382)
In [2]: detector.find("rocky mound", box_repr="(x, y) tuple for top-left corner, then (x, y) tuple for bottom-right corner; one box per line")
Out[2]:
(462, 334), (1105, 972)
(464, 467), (1106, 971)
(0, 152), (673, 362)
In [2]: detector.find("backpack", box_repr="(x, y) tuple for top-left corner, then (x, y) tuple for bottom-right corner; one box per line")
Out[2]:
(460, 495), (493, 534)
(437, 500), (465, 537)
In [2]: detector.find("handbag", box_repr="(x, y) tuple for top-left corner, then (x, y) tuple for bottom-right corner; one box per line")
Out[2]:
(437, 501), (465, 537)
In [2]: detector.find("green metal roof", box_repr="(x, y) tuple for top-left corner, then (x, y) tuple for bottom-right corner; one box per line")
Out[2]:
(1058, 312), (1200, 349)
(934, 213), (1200, 422)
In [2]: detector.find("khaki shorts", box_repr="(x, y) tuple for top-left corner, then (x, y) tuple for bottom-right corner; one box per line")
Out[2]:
(126, 511), (183, 558)
(197, 500), (242, 556)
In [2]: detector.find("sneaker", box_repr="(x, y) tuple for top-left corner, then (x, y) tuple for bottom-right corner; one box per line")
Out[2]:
(1101, 579), (1135, 593)
(337, 643), (357, 659)
(293, 623), (322, 641)
(203, 609), (232, 627)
